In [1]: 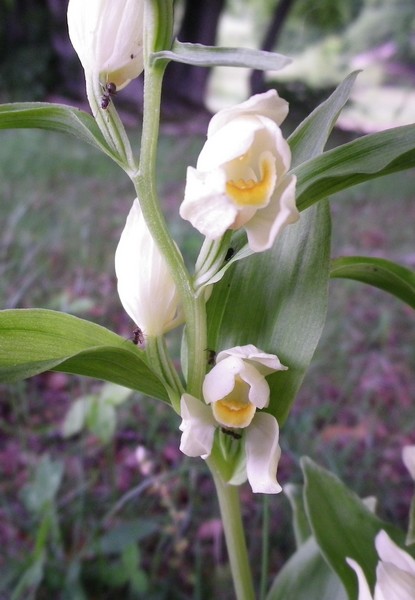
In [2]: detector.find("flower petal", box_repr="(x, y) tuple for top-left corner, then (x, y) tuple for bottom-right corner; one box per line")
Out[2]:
(346, 558), (374, 600)
(375, 531), (415, 576)
(197, 117), (261, 172)
(216, 345), (287, 375)
(207, 90), (289, 137)
(180, 167), (237, 239)
(245, 175), (299, 252)
(203, 356), (246, 403)
(203, 355), (271, 410)
(375, 561), (415, 600)
(179, 394), (216, 459)
(245, 413), (282, 493)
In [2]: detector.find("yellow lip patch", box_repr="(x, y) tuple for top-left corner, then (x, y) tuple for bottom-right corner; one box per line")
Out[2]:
(212, 400), (256, 428)
(211, 376), (256, 428)
(226, 152), (276, 208)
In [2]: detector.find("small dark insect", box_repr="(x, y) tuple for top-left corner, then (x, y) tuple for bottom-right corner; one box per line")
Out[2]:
(100, 81), (117, 110)
(221, 427), (242, 440)
(132, 326), (145, 346)
(206, 348), (216, 366)
(225, 247), (235, 262)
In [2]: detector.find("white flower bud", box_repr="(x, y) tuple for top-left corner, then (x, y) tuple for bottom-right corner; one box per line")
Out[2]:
(115, 199), (182, 338)
(67, 0), (144, 90)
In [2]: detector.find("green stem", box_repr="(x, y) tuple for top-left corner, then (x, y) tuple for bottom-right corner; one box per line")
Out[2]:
(132, 60), (207, 397)
(85, 74), (136, 173)
(146, 335), (184, 411)
(208, 458), (256, 600)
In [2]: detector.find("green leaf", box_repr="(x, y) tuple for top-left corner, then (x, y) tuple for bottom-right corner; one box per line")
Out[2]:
(0, 309), (168, 401)
(284, 484), (312, 548)
(152, 40), (291, 70)
(0, 102), (119, 164)
(61, 398), (89, 438)
(289, 71), (360, 168)
(301, 457), (410, 599)
(207, 201), (331, 424)
(21, 455), (64, 513)
(266, 536), (347, 600)
(293, 124), (415, 211)
(330, 256), (415, 309)
(86, 399), (117, 444)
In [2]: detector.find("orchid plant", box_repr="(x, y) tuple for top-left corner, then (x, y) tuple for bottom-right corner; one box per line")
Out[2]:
(1, 1), (415, 598)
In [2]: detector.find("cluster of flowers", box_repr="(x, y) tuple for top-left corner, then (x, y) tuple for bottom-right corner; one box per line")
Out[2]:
(67, 3), (415, 595)
(113, 87), (298, 493)
(68, 0), (298, 495)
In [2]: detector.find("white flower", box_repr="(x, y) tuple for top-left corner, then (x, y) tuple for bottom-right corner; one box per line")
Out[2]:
(179, 344), (287, 493)
(403, 446), (415, 481)
(180, 90), (299, 252)
(346, 530), (415, 600)
(115, 199), (182, 337)
(67, 0), (144, 90)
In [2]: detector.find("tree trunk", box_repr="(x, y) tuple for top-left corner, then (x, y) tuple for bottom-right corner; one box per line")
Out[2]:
(250, 0), (296, 95)
(162, 0), (225, 119)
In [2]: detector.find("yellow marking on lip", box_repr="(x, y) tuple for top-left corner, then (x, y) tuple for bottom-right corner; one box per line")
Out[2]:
(226, 154), (275, 208)
(211, 377), (256, 428)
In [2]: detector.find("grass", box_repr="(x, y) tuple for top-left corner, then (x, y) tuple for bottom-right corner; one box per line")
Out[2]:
(0, 123), (414, 598)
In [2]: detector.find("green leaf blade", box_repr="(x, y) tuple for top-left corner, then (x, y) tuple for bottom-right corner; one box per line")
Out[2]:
(330, 256), (415, 309)
(266, 536), (347, 600)
(0, 309), (168, 401)
(289, 71), (360, 168)
(301, 457), (410, 599)
(0, 102), (117, 162)
(207, 201), (331, 424)
(293, 124), (415, 210)
(153, 41), (291, 71)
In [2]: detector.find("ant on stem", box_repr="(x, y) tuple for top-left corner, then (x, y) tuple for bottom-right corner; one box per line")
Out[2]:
(100, 81), (117, 110)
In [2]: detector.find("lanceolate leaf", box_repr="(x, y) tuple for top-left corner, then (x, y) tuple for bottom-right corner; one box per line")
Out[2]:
(302, 458), (411, 599)
(266, 536), (347, 600)
(293, 124), (415, 211)
(0, 309), (168, 401)
(289, 71), (360, 168)
(207, 201), (331, 424)
(330, 256), (415, 309)
(152, 40), (291, 71)
(0, 103), (119, 163)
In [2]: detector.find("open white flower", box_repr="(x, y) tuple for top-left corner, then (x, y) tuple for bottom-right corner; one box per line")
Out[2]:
(179, 344), (287, 493)
(67, 0), (144, 90)
(346, 530), (415, 600)
(115, 199), (182, 338)
(180, 90), (299, 252)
